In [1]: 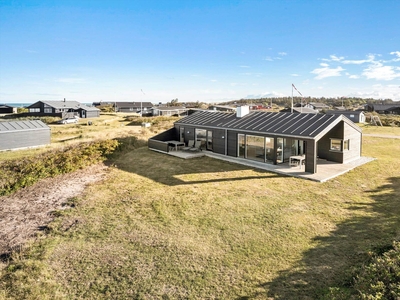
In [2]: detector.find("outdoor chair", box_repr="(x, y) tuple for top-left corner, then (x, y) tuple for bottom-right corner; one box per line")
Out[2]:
(189, 140), (202, 152)
(182, 140), (194, 151)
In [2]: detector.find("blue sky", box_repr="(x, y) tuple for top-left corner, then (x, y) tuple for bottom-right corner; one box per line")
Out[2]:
(1, 0), (399, 104)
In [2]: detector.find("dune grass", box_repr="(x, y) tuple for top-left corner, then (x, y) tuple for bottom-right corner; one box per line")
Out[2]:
(0, 128), (399, 299)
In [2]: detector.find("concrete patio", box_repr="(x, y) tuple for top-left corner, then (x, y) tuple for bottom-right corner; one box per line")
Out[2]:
(162, 149), (375, 182)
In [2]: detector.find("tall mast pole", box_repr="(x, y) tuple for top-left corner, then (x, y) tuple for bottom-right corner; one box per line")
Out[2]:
(291, 84), (293, 113)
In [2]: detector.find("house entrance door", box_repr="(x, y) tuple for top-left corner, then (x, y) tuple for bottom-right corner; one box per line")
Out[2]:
(180, 127), (184, 142)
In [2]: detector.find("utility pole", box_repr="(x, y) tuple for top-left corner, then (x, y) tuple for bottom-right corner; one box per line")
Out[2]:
(140, 89), (145, 117)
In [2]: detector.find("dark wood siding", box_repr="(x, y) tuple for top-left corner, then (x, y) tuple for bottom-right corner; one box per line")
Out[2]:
(152, 127), (178, 142)
(183, 126), (195, 144)
(318, 122), (344, 163)
(83, 110), (100, 118)
(212, 129), (225, 155)
(148, 139), (169, 152)
(305, 140), (317, 173)
(0, 106), (14, 113)
(227, 130), (238, 157)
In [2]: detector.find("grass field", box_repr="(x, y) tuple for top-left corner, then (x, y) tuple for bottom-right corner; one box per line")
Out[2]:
(0, 119), (399, 299)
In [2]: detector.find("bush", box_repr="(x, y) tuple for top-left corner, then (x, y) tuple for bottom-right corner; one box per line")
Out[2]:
(0, 139), (119, 196)
(353, 241), (400, 299)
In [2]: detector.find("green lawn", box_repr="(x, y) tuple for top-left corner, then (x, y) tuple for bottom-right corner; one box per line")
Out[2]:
(1, 132), (399, 299)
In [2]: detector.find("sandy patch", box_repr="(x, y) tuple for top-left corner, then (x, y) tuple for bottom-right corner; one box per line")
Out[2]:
(0, 163), (109, 257)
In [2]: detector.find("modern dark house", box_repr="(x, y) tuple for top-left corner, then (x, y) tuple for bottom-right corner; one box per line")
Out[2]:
(149, 106), (363, 175)
(115, 102), (153, 114)
(365, 103), (400, 115)
(152, 106), (188, 116)
(28, 100), (100, 118)
(326, 110), (366, 123)
(306, 102), (330, 112)
(208, 105), (237, 112)
(0, 120), (51, 151)
(0, 105), (16, 114)
(280, 107), (318, 114)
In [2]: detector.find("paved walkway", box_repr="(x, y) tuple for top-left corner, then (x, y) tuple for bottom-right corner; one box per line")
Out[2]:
(160, 149), (375, 183)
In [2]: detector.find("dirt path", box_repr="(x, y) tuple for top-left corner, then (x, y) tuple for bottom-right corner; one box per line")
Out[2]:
(0, 163), (109, 257)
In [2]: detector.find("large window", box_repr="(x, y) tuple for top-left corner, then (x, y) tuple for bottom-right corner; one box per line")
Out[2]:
(238, 134), (245, 158)
(330, 139), (349, 152)
(237, 134), (274, 164)
(246, 135), (265, 162)
(29, 108), (40, 112)
(195, 129), (207, 148)
(265, 137), (274, 163)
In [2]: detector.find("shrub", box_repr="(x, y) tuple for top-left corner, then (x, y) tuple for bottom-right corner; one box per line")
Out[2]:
(0, 139), (119, 196)
(353, 241), (400, 299)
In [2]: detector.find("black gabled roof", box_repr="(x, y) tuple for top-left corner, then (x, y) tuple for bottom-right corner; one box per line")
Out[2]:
(371, 104), (400, 110)
(115, 102), (153, 108)
(175, 111), (360, 139)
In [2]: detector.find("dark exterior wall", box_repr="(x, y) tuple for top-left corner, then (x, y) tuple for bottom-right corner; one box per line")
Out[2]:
(182, 126), (195, 144)
(317, 122), (344, 163)
(148, 139), (169, 152)
(152, 127), (178, 141)
(343, 113), (361, 123)
(212, 129), (226, 155)
(0, 129), (50, 151)
(84, 110), (100, 118)
(227, 130), (238, 157)
(342, 123), (361, 163)
(0, 107), (14, 113)
(305, 140), (317, 173)
(317, 121), (361, 163)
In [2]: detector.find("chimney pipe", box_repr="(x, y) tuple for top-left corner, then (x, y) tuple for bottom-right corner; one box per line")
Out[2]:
(236, 105), (249, 118)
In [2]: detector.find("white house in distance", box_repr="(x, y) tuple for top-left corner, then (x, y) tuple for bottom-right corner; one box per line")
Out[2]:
(326, 110), (366, 123)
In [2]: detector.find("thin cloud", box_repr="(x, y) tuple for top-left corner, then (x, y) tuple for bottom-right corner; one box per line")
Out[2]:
(263, 56), (273, 61)
(278, 52), (287, 56)
(311, 64), (345, 79)
(362, 62), (400, 80)
(290, 74), (299, 77)
(239, 65), (250, 68)
(321, 55), (344, 62)
(349, 75), (360, 79)
(390, 51), (400, 61)
(342, 54), (375, 64)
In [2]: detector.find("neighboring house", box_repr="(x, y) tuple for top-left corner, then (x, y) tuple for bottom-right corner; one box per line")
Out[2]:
(365, 103), (400, 115)
(28, 100), (100, 118)
(0, 120), (51, 151)
(0, 105), (16, 114)
(306, 102), (330, 111)
(115, 102), (153, 114)
(149, 106), (362, 175)
(208, 105), (237, 112)
(152, 106), (188, 116)
(249, 103), (265, 110)
(280, 107), (318, 114)
(326, 110), (366, 123)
